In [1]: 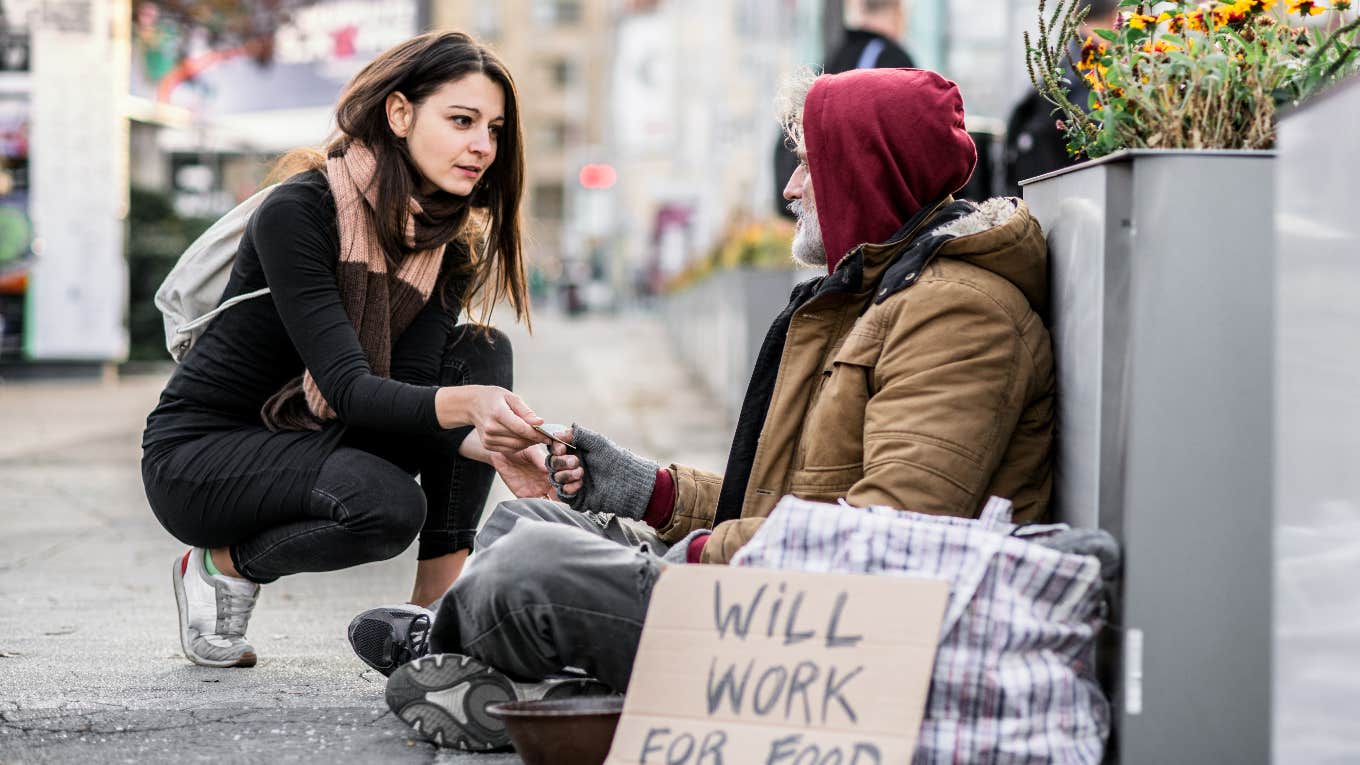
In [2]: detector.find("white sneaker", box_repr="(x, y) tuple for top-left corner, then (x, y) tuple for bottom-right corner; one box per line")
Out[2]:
(171, 548), (260, 668)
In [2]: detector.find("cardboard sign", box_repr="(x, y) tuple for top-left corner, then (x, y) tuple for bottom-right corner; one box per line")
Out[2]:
(606, 565), (949, 765)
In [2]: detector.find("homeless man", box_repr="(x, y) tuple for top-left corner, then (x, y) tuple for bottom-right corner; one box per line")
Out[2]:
(350, 67), (1056, 752)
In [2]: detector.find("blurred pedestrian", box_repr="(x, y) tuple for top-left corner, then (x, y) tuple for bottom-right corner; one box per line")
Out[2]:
(358, 67), (1057, 752)
(141, 32), (558, 670)
(825, 0), (916, 73)
(774, 0), (917, 218)
(1003, 0), (1120, 193)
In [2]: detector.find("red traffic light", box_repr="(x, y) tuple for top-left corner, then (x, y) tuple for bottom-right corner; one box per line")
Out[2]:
(578, 163), (618, 190)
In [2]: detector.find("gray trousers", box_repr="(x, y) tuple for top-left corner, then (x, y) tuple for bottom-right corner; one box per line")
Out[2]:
(429, 499), (668, 692)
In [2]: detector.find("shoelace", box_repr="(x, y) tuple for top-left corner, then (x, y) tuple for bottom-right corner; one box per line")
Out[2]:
(219, 588), (259, 637)
(397, 612), (432, 665)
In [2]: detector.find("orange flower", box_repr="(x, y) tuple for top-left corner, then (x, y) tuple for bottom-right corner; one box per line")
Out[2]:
(1142, 39), (1183, 53)
(1288, 0), (1325, 14)
(1186, 8), (1209, 31)
(1078, 35), (1107, 71)
(1158, 11), (1187, 33)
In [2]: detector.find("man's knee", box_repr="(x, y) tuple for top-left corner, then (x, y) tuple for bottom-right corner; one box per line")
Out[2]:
(459, 521), (583, 606)
(476, 498), (578, 549)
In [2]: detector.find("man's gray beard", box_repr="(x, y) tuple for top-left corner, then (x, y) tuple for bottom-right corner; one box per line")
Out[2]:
(788, 199), (827, 268)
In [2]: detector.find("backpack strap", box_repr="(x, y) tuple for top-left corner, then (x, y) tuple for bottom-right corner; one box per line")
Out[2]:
(175, 287), (271, 334)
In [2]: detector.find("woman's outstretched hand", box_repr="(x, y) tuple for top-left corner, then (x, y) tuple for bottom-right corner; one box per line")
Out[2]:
(439, 385), (548, 454)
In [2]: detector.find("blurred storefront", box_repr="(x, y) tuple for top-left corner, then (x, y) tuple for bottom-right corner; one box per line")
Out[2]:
(0, 3), (31, 360)
(0, 0), (132, 364)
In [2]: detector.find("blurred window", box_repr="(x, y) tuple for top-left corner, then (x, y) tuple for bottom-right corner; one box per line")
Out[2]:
(474, 4), (502, 41)
(547, 58), (575, 87)
(533, 0), (583, 26)
(533, 182), (565, 220)
(537, 120), (569, 149)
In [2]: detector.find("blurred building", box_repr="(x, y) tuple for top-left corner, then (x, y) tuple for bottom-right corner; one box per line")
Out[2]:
(430, 0), (613, 289)
(0, 0), (1060, 364)
(608, 0), (811, 298)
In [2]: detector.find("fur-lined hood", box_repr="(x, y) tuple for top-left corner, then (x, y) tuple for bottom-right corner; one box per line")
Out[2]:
(935, 196), (1048, 316)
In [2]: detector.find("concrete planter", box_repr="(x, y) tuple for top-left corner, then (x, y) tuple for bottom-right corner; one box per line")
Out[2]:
(1023, 150), (1274, 764)
(660, 267), (807, 418)
(1272, 78), (1360, 764)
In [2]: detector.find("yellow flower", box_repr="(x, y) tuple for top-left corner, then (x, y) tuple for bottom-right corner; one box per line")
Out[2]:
(1126, 12), (1160, 29)
(1288, 0), (1325, 14)
(1215, 2), (1250, 24)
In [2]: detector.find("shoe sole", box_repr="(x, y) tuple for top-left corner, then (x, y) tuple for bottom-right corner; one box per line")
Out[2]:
(385, 654), (609, 750)
(171, 557), (256, 668)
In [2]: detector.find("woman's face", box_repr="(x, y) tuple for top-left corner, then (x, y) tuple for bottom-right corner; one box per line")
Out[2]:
(390, 72), (506, 197)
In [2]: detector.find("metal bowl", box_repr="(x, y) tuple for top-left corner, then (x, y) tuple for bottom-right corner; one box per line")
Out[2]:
(486, 695), (624, 765)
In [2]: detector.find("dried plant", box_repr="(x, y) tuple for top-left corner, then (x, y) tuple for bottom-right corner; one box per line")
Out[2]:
(1025, 0), (1360, 159)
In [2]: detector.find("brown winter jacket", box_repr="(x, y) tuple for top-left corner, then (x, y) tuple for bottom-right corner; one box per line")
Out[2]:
(654, 197), (1055, 564)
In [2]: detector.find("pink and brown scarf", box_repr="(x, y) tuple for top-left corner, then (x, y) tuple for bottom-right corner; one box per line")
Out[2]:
(262, 143), (450, 431)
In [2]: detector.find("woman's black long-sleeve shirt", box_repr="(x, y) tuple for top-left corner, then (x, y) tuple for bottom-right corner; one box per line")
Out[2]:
(141, 171), (464, 505)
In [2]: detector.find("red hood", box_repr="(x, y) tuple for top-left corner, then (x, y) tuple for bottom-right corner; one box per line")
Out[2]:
(804, 68), (977, 273)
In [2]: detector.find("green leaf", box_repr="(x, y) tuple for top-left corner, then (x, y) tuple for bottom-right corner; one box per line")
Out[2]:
(1095, 28), (1118, 41)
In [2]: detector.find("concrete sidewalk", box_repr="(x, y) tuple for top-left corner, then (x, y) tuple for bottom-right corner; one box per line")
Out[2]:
(0, 310), (732, 764)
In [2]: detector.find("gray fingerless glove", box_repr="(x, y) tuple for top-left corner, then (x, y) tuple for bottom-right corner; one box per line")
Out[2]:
(550, 424), (658, 520)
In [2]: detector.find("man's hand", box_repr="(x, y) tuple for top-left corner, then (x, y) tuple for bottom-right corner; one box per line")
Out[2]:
(548, 429), (585, 498)
(553, 424), (659, 520)
(489, 443), (558, 500)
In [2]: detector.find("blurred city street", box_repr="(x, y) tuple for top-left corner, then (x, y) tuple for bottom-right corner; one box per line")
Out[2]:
(0, 308), (731, 764)
(0, 0), (1355, 761)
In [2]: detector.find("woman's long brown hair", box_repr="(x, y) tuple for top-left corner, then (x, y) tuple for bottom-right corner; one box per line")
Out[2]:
(267, 31), (529, 328)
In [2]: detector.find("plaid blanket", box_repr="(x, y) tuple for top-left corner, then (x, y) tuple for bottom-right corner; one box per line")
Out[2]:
(729, 496), (1112, 764)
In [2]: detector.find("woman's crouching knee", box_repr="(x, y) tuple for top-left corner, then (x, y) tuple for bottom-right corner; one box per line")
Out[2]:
(314, 451), (427, 562)
(442, 325), (513, 390)
(371, 486), (426, 561)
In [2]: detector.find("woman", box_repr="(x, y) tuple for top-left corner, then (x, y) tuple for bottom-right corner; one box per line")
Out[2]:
(141, 31), (555, 669)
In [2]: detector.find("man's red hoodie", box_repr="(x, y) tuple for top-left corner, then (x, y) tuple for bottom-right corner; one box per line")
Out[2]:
(650, 68), (979, 561)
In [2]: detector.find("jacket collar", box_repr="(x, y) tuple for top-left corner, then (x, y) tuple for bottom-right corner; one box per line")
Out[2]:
(814, 196), (967, 302)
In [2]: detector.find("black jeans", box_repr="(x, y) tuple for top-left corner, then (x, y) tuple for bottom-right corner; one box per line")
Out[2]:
(146, 326), (512, 584)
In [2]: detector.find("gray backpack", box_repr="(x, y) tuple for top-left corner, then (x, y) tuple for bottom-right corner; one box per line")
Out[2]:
(154, 184), (277, 362)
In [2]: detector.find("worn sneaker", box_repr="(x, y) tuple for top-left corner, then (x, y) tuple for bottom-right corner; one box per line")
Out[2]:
(347, 603), (434, 677)
(171, 548), (260, 668)
(385, 653), (612, 750)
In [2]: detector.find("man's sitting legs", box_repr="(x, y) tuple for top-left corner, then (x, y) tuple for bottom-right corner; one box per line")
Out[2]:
(430, 498), (665, 689)
(352, 498), (666, 749)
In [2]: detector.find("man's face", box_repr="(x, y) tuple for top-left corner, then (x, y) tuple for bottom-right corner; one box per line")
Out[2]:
(783, 160), (827, 268)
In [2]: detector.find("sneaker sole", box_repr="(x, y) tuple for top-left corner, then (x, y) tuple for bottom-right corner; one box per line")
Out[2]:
(171, 557), (256, 668)
(385, 654), (609, 751)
